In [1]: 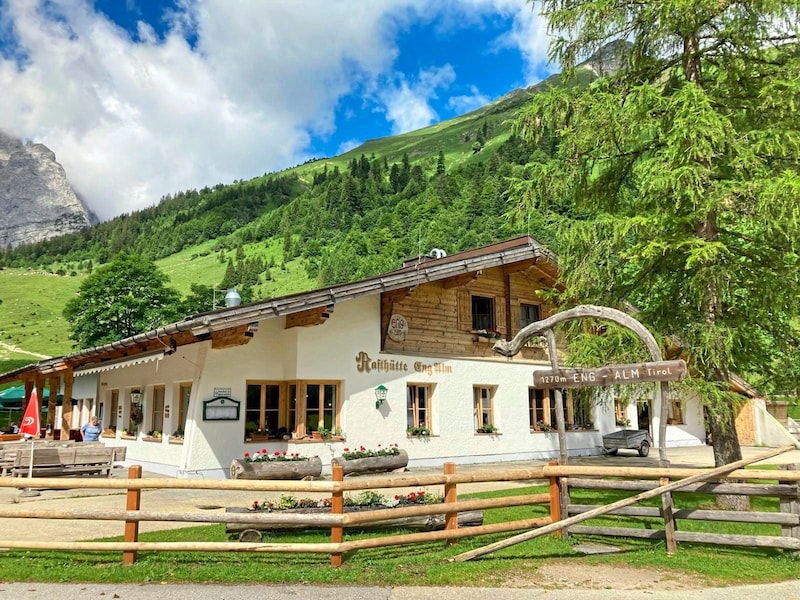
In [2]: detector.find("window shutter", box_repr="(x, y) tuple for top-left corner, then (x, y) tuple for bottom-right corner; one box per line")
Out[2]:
(457, 289), (471, 330)
(495, 295), (506, 336)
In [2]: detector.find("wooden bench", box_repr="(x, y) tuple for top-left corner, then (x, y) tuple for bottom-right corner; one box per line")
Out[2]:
(0, 433), (22, 442)
(10, 445), (127, 478)
(0, 440), (112, 476)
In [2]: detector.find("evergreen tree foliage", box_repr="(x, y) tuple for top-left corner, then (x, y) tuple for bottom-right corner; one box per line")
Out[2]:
(63, 253), (181, 349)
(515, 0), (800, 471)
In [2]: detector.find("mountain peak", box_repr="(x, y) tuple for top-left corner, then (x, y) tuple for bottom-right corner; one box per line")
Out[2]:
(0, 131), (95, 248)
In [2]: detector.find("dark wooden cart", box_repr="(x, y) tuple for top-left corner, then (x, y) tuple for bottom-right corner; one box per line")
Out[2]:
(602, 429), (652, 457)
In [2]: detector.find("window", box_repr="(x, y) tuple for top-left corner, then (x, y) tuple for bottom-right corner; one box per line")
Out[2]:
(109, 389), (119, 428)
(245, 380), (340, 441)
(407, 384), (431, 431)
(520, 303), (541, 328)
(245, 382), (281, 437)
(528, 388), (589, 430)
(151, 386), (165, 433)
(471, 295), (495, 330)
(177, 383), (191, 433)
(473, 386), (495, 431)
(614, 397), (629, 426)
(305, 382), (338, 433)
(669, 398), (684, 424)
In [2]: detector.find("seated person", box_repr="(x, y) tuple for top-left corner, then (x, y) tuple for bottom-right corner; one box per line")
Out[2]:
(5, 422), (19, 434)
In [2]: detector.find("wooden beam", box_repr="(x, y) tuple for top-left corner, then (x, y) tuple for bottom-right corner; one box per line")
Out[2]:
(502, 259), (536, 275)
(210, 325), (252, 349)
(285, 306), (333, 329)
(442, 273), (478, 289)
(61, 371), (73, 440)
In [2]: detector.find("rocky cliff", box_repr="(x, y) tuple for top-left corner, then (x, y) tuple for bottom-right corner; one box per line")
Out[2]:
(0, 131), (95, 248)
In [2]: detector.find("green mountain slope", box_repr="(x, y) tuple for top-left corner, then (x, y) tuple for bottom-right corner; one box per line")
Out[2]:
(0, 67), (594, 365)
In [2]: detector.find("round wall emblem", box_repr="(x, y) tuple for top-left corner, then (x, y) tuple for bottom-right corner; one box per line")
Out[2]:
(388, 314), (408, 342)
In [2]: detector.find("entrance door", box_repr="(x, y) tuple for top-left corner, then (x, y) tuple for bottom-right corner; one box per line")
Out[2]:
(637, 400), (651, 432)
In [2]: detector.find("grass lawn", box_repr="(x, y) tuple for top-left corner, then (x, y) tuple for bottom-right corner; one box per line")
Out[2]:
(0, 486), (797, 586)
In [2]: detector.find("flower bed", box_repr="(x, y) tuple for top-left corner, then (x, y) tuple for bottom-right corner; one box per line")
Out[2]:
(225, 490), (483, 539)
(230, 450), (322, 480)
(331, 444), (408, 475)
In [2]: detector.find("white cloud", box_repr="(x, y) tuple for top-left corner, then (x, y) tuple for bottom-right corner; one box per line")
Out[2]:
(447, 85), (492, 114)
(380, 65), (456, 134)
(0, 0), (551, 221)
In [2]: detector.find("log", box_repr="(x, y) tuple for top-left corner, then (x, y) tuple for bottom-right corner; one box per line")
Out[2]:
(567, 504), (800, 525)
(568, 477), (799, 497)
(230, 456), (322, 480)
(567, 526), (800, 550)
(225, 505), (483, 534)
(331, 450), (409, 475)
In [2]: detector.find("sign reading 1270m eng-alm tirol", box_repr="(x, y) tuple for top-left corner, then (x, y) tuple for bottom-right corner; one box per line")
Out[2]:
(533, 360), (687, 389)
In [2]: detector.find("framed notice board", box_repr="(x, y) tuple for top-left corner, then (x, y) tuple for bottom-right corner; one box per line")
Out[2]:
(202, 396), (240, 421)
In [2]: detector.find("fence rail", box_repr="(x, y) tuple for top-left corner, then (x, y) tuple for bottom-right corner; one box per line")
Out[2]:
(0, 458), (798, 566)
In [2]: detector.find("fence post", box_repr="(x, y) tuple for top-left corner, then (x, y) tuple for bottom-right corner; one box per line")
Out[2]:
(548, 460), (562, 538)
(444, 462), (458, 545)
(659, 476), (678, 554)
(330, 464), (344, 567)
(122, 465), (142, 566)
(778, 464), (799, 541)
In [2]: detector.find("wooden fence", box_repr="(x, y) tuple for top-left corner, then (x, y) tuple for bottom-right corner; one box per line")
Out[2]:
(563, 464), (800, 551)
(0, 460), (798, 567)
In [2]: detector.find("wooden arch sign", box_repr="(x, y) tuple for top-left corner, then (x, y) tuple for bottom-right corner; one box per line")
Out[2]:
(492, 304), (679, 466)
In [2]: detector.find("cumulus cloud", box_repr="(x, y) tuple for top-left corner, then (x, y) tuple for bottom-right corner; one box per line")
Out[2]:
(380, 64), (456, 134)
(0, 0), (550, 221)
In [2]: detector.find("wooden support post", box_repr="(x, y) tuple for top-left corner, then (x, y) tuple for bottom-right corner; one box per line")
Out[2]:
(548, 460), (562, 538)
(444, 462), (458, 545)
(47, 376), (58, 437)
(660, 476), (678, 554)
(330, 464), (344, 567)
(778, 464), (799, 541)
(61, 371), (73, 441)
(123, 465), (142, 566)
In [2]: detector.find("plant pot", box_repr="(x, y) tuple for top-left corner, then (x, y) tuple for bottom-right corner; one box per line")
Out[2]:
(230, 456), (323, 480)
(331, 449), (409, 475)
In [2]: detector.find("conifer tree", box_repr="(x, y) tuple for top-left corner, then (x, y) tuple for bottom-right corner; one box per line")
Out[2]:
(516, 0), (800, 483)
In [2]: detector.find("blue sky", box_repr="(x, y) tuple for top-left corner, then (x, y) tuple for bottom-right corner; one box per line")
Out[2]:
(0, 1), (554, 220)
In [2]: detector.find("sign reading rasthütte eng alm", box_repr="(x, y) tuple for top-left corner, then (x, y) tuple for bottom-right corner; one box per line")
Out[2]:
(532, 359), (687, 389)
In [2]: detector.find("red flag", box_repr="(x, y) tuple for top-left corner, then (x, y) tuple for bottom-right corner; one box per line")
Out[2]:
(19, 388), (40, 438)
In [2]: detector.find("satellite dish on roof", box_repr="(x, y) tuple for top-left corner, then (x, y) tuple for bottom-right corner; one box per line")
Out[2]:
(224, 288), (242, 307)
(429, 248), (447, 259)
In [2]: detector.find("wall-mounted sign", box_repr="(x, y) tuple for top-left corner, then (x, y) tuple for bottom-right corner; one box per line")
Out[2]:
(203, 396), (240, 421)
(387, 314), (408, 342)
(532, 360), (687, 389)
(213, 387), (232, 397)
(354, 351), (452, 376)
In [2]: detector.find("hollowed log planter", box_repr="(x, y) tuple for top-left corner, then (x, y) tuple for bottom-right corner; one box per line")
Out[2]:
(225, 505), (483, 539)
(331, 449), (409, 475)
(230, 456), (323, 480)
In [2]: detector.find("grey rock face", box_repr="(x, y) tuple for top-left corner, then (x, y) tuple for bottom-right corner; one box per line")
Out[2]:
(0, 131), (94, 248)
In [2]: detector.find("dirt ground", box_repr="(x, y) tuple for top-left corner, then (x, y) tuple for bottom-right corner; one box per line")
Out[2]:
(503, 562), (711, 591)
